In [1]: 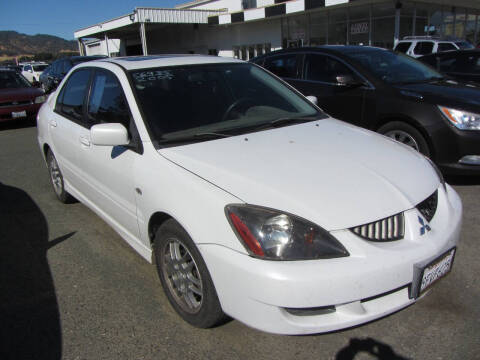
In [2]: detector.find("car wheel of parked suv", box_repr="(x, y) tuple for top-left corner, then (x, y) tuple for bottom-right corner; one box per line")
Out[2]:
(154, 219), (226, 328)
(378, 121), (430, 157)
(47, 150), (74, 203)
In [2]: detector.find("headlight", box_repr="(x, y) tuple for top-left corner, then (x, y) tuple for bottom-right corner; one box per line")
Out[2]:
(35, 95), (46, 104)
(225, 204), (349, 260)
(438, 106), (480, 130)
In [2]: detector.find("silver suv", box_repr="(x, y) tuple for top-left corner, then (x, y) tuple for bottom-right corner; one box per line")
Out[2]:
(394, 36), (474, 58)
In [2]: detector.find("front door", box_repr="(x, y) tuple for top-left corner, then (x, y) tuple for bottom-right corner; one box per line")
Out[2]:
(75, 68), (141, 241)
(294, 53), (368, 125)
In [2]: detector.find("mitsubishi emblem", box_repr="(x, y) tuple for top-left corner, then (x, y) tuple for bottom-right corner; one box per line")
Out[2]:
(418, 216), (431, 236)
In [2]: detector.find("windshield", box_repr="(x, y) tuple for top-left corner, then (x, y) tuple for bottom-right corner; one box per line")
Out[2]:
(130, 63), (323, 144)
(455, 41), (474, 50)
(32, 64), (48, 72)
(347, 49), (444, 84)
(0, 71), (31, 89)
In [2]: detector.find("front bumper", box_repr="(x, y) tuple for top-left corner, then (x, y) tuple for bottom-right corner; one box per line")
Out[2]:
(199, 185), (462, 335)
(431, 120), (480, 175)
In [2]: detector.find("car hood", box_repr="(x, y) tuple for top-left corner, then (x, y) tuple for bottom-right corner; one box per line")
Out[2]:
(0, 87), (43, 101)
(159, 118), (439, 231)
(394, 80), (480, 111)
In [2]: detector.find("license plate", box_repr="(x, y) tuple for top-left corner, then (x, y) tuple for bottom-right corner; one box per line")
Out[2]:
(12, 110), (27, 118)
(417, 248), (455, 297)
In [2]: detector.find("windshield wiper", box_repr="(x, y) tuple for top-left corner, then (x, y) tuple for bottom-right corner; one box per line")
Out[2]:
(247, 116), (319, 132)
(157, 132), (231, 145)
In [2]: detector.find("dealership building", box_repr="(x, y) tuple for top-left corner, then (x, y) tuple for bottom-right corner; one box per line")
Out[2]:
(75, 0), (480, 59)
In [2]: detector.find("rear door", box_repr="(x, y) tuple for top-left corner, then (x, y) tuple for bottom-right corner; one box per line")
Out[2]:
(294, 52), (369, 124)
(49, 68), (93, 193)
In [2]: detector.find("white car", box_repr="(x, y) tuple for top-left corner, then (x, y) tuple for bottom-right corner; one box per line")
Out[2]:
(394, 36), (474, 58)
(37, 55), (462, 335)
(21, 63), (48, 83)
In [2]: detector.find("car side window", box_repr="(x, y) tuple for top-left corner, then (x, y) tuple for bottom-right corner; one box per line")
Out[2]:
(86, 70), (131, 128)
(414, 42), (434, 55)
(395, 42), (411, 53)
(437, 43), (456, 52)
(263, 54), (299, 78)
(24, 65), (32, 72)
(304, 54), (357, 84)
(56, 69), (91, 123)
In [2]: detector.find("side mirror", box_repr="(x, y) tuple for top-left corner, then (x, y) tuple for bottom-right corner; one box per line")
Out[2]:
(32, 81), (41, 88)
(306, 95), (318, 105)
(91, 123), (129, 146)
(336, 75), (363, 87)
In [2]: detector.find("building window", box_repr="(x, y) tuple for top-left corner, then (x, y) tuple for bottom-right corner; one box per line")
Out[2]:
(242, 0), (257, 10)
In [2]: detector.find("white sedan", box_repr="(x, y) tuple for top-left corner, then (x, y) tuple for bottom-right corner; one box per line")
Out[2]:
(37, 55), (462, 335)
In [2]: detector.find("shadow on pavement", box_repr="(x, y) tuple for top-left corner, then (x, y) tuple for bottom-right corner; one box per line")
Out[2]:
(0, 118), (36, 131)
(336, 337), (410, 360)
(0, 182), (74, 360)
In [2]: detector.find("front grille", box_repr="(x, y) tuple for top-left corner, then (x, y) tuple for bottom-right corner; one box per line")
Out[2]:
(0, 100), (32, 108)
(416, 190), (438, 222)
(350, 213), (405, 242)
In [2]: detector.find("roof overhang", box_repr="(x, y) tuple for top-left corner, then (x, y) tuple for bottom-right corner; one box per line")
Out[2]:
(74, 7), (225, 39)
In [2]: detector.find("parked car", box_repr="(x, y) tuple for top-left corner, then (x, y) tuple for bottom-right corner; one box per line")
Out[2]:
(0, 68), (46, 123)
(394, 36), (474, 58)
(21, 62), (49, 83)
(419, 50), (480, 83)
(37, 55), (462, 335)
(39, 55), (106, 93)
(251, 46), (480, 175)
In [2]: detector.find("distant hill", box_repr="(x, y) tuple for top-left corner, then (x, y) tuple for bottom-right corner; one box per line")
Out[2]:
(0, 31), (77, 57)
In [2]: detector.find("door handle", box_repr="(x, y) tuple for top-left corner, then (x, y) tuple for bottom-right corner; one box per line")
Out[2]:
(49, 120), (57, 127)
(79, 136), (90, 147)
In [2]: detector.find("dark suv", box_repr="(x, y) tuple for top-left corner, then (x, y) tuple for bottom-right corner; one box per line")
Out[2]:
(251, 46), (480, 175)
(39, 55), (106, 93)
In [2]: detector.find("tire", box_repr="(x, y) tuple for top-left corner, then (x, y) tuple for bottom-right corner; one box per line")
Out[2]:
(46, 150), (74, 203)
(153, 219), (226, 328)
(378, 121), (430, 157)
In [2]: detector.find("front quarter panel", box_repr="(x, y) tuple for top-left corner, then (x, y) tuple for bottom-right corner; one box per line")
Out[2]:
(133, 143), (248, 258)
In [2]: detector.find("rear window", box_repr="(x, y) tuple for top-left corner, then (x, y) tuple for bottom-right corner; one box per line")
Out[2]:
(437, 43), (457, 52)
(414, 42), (434, 55)
(395, 42), (412, 53)
(455, 41), (474, 50)
(32, 64), (48, 72)
(263, 54), (299, 78)
(0, 71), (31, 89)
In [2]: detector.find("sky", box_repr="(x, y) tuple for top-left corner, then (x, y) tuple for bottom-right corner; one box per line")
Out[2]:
(0, 0), (187, 40)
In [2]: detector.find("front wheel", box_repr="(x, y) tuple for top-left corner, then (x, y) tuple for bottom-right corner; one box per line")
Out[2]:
(154, 219), (226, 328)
(378, 121), (430, 157)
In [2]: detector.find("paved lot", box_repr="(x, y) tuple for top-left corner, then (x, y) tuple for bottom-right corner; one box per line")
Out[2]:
(1, 123), (479, 360)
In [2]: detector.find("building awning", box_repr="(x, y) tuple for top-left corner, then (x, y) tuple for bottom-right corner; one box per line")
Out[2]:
(74, 7), (225, 39)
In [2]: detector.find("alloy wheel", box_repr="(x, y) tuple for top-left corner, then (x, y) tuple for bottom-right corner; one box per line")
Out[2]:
(383, 130), (420, 152)
(162, 238), (203, 314)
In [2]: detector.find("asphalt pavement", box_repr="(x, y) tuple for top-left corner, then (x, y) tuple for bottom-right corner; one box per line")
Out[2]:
(1, 122), (479, 360)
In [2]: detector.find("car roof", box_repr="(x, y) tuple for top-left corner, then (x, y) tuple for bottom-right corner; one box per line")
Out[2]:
(92, 54), (244, 70)
(252, 45), (390, 61)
